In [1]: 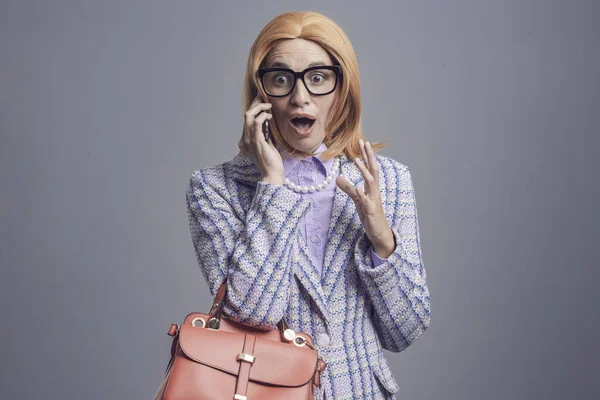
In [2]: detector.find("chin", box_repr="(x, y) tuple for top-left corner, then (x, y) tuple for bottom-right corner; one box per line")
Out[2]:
(283, 133), (325, 154)
(289, 140), (321, 154)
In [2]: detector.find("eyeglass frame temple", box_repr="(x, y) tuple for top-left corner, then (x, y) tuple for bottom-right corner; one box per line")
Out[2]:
(255, 65), (342, 97)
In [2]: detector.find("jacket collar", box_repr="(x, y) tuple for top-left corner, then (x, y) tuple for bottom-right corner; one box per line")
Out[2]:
(279, 142), (335, 179)
(230, 142), (339, 187)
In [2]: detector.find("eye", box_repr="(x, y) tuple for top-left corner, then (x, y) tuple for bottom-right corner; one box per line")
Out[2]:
(273, 74), (289, 86)
(310, 74), (325, 84)
(307, 69), (334, 86)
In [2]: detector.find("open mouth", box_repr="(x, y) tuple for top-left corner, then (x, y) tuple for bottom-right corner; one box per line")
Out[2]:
(290, 117), (316, 131)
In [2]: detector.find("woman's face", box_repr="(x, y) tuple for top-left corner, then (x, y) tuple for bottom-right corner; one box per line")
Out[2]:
(263, 38), (339, 155)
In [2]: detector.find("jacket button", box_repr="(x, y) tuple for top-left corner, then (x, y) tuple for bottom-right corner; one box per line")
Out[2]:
(317, 333), (330, 347)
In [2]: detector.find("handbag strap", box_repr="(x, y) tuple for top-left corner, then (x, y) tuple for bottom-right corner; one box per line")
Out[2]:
(206, 280), (296, 343)
(207, 280), (228, 319)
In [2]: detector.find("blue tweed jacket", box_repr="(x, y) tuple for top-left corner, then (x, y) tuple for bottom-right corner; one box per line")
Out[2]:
(185, 151), (431, 400)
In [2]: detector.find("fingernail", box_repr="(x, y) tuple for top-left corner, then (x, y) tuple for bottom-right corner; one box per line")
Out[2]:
(359, 139), (364, 145)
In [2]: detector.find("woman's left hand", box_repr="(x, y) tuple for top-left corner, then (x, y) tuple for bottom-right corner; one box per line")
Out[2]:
(336, 139), (396, 258)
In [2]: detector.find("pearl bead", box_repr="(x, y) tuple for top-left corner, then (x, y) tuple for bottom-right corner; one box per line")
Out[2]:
(283, 157), (340, 194)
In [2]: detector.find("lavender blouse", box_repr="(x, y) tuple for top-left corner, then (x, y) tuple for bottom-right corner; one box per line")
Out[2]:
(279, 142), (388, 276)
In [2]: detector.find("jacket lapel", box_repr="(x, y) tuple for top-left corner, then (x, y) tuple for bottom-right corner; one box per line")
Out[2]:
(229, 152), (329, 320)
(321, 156), (364, 299)
(293, 241), (330, 322)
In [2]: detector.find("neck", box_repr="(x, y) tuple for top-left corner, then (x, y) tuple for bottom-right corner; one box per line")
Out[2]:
(277, 142), (326, 160)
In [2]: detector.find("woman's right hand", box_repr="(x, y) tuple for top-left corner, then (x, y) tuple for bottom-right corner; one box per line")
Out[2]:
(238, 94), (284, 185)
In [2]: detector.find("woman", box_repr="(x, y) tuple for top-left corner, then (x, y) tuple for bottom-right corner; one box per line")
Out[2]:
(185, 11), (430, 400)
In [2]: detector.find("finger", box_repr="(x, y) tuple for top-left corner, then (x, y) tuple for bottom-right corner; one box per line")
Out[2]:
(252, 102), (272, 119)
(252, 112), (273, 143)
(354, 185), (367, 205)
(248, 98), (272, 117)
(245, 102), (272, 127)
(359, 138), (369, 170)
(246, 95), (262, 122)
(353, 157), (374, 195)
(243, 105), (272, 145)
(336, 176), (361, 202)
(365, 141), (379, 182)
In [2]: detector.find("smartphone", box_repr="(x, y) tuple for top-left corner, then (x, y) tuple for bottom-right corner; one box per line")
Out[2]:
(260, 95), (271, 143)
(262, 118), (270, 143)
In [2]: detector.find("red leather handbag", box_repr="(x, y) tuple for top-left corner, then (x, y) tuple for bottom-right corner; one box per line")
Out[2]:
(153, 280), (326, 400)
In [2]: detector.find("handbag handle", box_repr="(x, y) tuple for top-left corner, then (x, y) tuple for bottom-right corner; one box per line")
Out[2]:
(206, 280), (306, 346)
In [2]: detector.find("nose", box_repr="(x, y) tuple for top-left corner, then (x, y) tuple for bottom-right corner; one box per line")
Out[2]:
(290, 76), (310, 105)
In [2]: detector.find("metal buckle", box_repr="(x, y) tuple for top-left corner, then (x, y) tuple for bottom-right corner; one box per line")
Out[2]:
(207, 317), (220, 330)
(293, 335), (315, 350)
(237, 353), (256, 364)
(293, 335), (307, 347)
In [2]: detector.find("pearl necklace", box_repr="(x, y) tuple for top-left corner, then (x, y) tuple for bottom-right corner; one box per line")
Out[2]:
(284, 157), (341, 193)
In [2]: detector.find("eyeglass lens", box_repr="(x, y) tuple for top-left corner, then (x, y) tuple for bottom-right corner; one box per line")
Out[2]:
(263, 69), (337, 96)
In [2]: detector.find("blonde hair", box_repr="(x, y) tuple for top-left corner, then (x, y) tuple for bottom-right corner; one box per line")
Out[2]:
(242, 11), (386, 161)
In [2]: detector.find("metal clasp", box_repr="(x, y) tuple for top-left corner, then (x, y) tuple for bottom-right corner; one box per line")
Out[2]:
(236, 353), (256, 364)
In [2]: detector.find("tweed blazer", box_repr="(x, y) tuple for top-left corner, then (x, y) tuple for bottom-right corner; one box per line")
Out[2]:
(185, 151), (431, 400)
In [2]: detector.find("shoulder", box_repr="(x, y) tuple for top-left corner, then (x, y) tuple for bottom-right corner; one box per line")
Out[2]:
(188, 162), (228, 192)
(371, 153), (417, 195)
(187, 153), (259, 199)
(373, 153), (411, 176)
(340, 152), (409, 173)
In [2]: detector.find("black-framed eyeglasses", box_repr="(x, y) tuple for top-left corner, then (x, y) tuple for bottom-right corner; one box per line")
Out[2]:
(256, 65), (342, 97)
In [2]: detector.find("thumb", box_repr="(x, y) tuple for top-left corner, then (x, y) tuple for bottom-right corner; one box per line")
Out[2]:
(336, 176), (358, 201)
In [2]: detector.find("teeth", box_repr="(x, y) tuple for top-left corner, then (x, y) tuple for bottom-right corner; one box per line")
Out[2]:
(291, 117), (315, 128)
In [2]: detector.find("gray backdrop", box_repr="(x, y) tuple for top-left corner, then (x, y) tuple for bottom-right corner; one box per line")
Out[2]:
(2, 1), (599, 399)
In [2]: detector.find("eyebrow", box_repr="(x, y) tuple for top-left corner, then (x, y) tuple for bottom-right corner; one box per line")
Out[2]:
(270, 61), (330, 68)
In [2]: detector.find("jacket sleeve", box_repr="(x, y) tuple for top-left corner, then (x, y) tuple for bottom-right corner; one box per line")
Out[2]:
(354, 163), (431, 352)
(186, 169), (311, 330)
